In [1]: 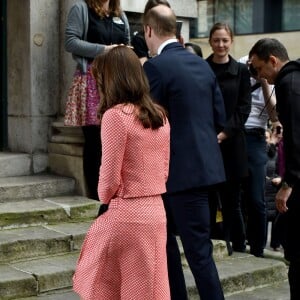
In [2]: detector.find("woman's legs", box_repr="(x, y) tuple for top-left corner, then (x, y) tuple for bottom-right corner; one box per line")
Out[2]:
(82, 125), (101, 200)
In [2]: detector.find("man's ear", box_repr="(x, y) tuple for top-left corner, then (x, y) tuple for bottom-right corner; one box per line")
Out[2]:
(144, 25), (152, 38)
(269, 55), (278, 67)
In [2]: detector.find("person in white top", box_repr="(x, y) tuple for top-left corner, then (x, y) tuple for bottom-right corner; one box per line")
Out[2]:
(239, 55), (279, 257)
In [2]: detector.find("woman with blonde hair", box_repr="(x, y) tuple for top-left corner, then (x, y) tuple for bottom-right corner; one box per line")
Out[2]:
(206, 22), (251, 255)
(73, 46), (171, 299)
(64, 0), (130, 200)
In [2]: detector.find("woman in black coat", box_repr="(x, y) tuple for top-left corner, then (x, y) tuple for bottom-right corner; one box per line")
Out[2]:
(207, 23), (251, 254)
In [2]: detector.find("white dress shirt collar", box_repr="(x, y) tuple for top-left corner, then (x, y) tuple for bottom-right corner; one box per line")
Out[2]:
(157, 38), (178, 55)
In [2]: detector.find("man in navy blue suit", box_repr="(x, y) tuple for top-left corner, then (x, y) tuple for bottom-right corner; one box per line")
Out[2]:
(143, 5), (226, 300)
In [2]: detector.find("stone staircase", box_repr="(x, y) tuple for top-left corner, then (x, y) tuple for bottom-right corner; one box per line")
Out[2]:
(0, 152), (100, 300)
(0, 152), (289, 299)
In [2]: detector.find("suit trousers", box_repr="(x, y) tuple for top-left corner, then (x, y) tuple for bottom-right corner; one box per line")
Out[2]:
(163, 188), (224, 300)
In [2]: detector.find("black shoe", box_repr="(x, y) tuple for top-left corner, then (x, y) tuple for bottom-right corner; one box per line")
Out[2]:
(226, 241), (233, 256)
(233, 246), (246, 253)
(250, 249), (264, 258)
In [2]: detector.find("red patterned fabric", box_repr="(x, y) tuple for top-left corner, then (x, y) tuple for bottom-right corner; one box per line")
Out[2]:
(73, 104), (171, 300)
(64, 64), (100, 126)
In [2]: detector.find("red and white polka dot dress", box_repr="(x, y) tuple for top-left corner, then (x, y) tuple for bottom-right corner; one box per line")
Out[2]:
(73, 104), (171, 300)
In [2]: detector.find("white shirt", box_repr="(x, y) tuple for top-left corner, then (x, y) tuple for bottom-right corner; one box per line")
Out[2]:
(157, 38), (178, 55)
(239, 55), (274, 129)
(245, 77), (273, 130)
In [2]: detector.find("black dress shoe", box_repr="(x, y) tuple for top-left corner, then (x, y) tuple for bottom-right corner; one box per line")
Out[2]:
(233, 246), (246, 253)
(250, 250), (264, 258)
(226, 241), (233, 256)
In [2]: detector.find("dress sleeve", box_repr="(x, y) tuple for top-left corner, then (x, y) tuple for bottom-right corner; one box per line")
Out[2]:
(98, 109), (127, 203)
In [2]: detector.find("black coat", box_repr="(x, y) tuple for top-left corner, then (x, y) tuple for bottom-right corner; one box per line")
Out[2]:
(207, 55), (251, 180)
(275, 59), (300, 186)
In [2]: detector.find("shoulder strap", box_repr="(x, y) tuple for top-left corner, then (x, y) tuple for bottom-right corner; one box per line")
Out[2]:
(251, 82), (261, 93)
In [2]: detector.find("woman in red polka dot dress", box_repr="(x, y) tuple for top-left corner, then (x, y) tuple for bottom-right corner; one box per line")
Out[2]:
(73, 46), (171, 300)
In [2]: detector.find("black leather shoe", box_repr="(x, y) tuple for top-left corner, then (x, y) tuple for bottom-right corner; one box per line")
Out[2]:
(226, 241), (233, 256)
(250, 249), (264, 258)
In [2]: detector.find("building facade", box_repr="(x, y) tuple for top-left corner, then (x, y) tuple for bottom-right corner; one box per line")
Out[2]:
(0, 0), (299, 191)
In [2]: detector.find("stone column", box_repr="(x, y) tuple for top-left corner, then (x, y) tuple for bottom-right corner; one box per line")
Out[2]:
(7, 0), (60, 173)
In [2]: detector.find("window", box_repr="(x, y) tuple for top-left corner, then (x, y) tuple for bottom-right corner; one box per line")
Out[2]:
(193, 0), (300, 38)
(283, 0), (300, 31)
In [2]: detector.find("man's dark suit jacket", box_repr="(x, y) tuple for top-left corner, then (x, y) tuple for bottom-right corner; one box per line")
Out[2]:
(144, 42), (226, 193)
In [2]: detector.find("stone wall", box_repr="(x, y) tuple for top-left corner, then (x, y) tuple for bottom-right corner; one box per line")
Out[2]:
(7, 0), (60, 172)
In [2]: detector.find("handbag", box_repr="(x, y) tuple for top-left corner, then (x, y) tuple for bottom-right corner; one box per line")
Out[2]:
(64, 70), (87, 126)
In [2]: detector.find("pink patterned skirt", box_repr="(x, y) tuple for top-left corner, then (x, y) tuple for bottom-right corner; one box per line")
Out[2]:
(64, 64), (100, 126)
(73, 195), (170, 300)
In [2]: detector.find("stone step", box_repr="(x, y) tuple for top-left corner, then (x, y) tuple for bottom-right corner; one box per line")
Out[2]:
(0, 196), (100, 230)
(225, 279), (289, 300)
(0, 153), (31, 178)
(14, 280), (290, 300)
(186, 252), (288, 299)
(0, 253), (79, 299)
(17, 280), (290, 300)
(48, 123), (86, 196)
(50, 122), (84, 144)
(0, 174), (76, 202)
(179, 238), (228, 262)
(3, 252), (288, 300)
(15, 290), (79, 300)
(0, 220), (95, 263)
(0, 224), (226, 267)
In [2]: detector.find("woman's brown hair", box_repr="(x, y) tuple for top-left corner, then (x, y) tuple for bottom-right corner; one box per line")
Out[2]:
(209, 22), (234, 41)
(85, 0), (122, 18)
(92, 46), (167, 129)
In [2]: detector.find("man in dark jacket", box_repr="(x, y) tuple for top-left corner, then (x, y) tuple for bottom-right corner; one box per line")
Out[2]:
(249, 38), (300, 300)
(143, 5), (226, 300)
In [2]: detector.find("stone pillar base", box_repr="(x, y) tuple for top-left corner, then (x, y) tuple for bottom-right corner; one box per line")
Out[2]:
(48, 122), (87, 196)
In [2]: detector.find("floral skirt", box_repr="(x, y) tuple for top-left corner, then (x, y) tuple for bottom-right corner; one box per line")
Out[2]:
(64, 64), (100, 126)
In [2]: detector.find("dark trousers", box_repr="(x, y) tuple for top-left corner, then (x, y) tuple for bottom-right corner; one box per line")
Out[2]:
(210, 181), (246, 253)
(270, 211), (283, 249)
(82, 125), (101, 200)
(242, 134), (268, 257)
(283, 184), (300, 300)
(163, 188), (224, 300)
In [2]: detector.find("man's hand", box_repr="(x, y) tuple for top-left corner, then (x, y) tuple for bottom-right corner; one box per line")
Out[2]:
(275, 186), (292, 213)
(217, 131), (228, 144)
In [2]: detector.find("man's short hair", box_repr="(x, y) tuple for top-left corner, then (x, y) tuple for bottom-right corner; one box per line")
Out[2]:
(143, 5), (176, 38)
(249, 38), (289, 62)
